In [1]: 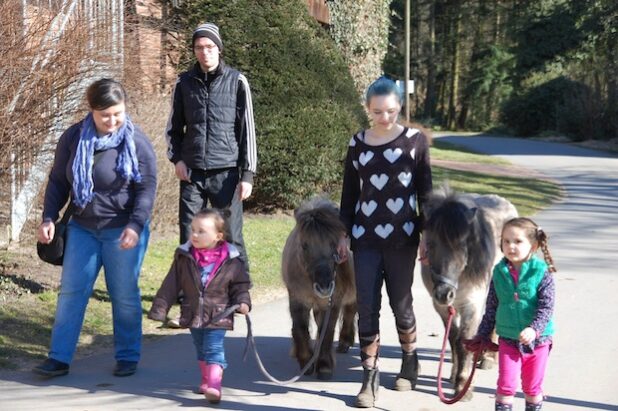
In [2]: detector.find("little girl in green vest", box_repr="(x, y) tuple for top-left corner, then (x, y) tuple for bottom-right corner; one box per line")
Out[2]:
(466, 217), (556, 411)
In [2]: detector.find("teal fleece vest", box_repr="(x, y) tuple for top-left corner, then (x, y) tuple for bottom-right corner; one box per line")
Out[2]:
(494, 256), (555, 340)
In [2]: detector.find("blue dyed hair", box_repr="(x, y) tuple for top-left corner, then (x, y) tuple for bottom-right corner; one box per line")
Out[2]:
(365, 76), (403, 106)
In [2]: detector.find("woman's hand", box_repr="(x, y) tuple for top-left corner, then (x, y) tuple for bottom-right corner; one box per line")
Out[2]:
(237, 303), (250, 315)
(519, 327), (537, 345)
(37, 221), (55, 244)
(119, 227), (139, 249)
(336, 234), (349, 264)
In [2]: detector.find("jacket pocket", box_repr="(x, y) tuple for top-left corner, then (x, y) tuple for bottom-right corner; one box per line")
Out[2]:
(211, 304), (233, 329)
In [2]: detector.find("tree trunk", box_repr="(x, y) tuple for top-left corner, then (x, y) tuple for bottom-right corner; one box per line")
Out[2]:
(423, 0), (437, 120)
(446, 0), (461, 130)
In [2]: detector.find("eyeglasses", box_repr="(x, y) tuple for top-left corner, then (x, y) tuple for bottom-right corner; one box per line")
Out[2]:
(194, 45), (218, 53)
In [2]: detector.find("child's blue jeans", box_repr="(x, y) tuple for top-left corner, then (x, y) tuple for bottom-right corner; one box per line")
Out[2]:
(190, 328), (227, 369)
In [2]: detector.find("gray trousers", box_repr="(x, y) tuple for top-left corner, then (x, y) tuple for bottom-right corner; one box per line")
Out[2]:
(179, 167), (249, 271)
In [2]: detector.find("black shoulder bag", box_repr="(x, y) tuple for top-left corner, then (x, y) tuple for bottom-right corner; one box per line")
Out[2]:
(37, 204), (75, 266)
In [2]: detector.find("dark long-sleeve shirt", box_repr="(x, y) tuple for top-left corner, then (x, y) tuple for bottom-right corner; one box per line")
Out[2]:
(42, 120), (157, 235)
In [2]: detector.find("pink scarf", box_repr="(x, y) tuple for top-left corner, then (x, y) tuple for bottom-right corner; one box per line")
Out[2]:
(191, 242), (229, 287)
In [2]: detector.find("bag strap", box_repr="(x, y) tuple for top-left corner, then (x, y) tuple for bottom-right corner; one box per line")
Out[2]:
(58, 201), (75, 225)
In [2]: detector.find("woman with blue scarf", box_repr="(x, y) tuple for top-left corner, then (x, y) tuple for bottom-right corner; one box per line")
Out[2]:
(34, 79), (157, 378)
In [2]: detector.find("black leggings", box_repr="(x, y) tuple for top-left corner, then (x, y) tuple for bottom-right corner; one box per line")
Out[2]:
(354, 244), (418, 338)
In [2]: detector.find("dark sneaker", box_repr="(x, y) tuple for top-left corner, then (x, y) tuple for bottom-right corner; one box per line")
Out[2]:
(33, 358), (70, 377)
(113, 360), (138, 377)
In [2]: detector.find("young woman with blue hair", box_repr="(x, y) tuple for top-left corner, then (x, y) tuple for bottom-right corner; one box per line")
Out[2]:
(338, 76), (433, 407)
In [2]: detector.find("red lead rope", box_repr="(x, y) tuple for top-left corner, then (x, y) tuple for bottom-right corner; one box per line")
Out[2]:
(436, 305), (482, 404)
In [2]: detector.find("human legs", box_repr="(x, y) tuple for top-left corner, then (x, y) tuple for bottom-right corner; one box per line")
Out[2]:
(383, 244), (419, 390)
(521, 343), (551, 410)
(496, 340), (521, 408)
(353, 248), (384, 408)
(191, 328), (227, 403)
(102, 224), (150, 365)
(179, 173), (208, 244)
(205, 168), (249, 271)
(48, 221), (103, 365)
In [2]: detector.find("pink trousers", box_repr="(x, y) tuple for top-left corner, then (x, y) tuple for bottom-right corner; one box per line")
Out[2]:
(496, 339), (551, 397)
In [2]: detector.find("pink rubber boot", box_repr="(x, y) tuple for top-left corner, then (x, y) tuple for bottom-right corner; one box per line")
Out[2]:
(198, 361), (208, 394)
(205, 364), (223, 403)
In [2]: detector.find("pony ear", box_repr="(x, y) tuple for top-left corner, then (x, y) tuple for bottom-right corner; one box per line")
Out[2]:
(465, 207), (478, 222)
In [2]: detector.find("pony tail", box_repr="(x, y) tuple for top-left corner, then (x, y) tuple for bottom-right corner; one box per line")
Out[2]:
(537, 228), (557, 273)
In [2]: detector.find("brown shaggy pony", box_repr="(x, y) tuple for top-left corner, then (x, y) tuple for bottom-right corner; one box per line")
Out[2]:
(282, 198), (356, 380)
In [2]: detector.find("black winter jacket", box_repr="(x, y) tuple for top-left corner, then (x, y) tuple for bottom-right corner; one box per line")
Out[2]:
(165, 62), (257, 183)
(148, 242), (252, 330)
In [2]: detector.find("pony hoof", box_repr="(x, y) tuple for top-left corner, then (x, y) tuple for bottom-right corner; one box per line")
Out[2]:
(316, 369), (333, 380)
(479, 357), (495, 370)
(336, 343), (351, 353)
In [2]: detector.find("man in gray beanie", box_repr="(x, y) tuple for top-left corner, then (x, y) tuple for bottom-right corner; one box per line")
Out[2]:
(165, 22), (257, 287)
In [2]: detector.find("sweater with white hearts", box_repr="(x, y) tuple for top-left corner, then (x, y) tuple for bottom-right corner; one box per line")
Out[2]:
(340, 127), (433, 250)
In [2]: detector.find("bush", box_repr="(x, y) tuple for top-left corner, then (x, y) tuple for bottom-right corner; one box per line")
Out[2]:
(500, 76), (601, 139)
(178, 0), (367, 210)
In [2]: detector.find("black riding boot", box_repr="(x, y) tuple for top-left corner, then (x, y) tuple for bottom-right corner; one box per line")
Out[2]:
(355, 367), (379, 408)
(394, 351), (419, 391)
(356, 334), (380, 408)
(495, 402), (513, 411)
(525, 401), (543, 411)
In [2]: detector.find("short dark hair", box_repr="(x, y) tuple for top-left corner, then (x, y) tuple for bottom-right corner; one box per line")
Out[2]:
(86, 78), (127, 111)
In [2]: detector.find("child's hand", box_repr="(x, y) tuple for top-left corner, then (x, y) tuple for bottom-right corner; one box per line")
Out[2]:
(236, 303), (250, 315)
(519, 327), (536, 345)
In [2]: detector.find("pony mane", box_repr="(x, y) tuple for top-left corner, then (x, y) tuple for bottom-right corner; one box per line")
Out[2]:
(425, 189), (496, 282)
(294, 197), (346, 241)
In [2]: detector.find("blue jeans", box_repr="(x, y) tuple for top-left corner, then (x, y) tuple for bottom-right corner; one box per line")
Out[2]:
(49, 220), (150, 364)
(190, 328), (227, 368)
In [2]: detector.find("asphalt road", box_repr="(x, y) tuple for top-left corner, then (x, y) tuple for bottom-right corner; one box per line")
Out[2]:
(1, 134), (617, 410)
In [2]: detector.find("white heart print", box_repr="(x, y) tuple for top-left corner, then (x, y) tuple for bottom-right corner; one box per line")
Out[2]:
(403, 221), (414, 236)
(361, 200), (378, 217)
(370, 174), (389, 190)
(374, 224), (394, 239)
(352, 225), (365, 239)
(409, 194), (416, 211)
(410, 148), (416, 160)
(359, 151), (374, 166)
(386, 198), (404, 214)
(349, 137), (356, 147)
(398, 172), (412, 187)
(355, 201), (360, 213)
(406, 128), (420, 138)
(353, 160), (359, 170)
(383, 148), (403, 164)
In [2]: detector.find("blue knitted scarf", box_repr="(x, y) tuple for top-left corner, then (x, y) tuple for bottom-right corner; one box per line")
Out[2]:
(72, 113), (142, 209)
